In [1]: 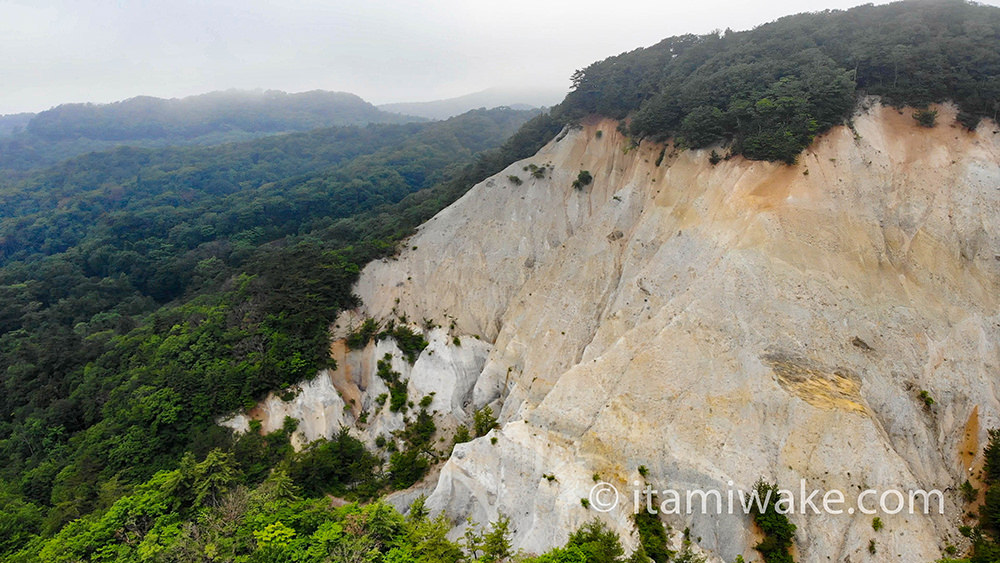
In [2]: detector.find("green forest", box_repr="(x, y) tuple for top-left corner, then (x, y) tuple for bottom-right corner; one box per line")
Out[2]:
(0, 104), (564, 560)
(555, 0), (1000, 163)
(3, 0), (1000, 560)
(0, 90), (421, 172)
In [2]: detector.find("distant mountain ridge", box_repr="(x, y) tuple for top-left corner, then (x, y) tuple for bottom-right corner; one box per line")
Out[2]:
(378, 87), (566, 120)
(0, 113), (32, 137)
(23, 89), (421, 142)
(0, 89), (423, 172)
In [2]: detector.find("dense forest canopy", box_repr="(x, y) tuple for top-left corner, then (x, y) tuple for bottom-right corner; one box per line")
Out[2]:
(555, 0), (1000, 162)
(0, 90), (423, 172)
(5, 0), (1000, 559)
(0, 104), (562, 560)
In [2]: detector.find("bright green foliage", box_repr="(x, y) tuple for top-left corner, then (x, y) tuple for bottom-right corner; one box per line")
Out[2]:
(253, 521), (296, 548)
(24, 459), (464, 563)
(523, 520), (626, 563)
(12, 461), (639, 563)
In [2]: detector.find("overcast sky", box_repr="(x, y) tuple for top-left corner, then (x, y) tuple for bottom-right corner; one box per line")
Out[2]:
(3, 0), (995, 115)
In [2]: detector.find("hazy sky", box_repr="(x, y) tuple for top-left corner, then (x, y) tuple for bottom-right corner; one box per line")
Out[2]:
(3, 0), (995, 115)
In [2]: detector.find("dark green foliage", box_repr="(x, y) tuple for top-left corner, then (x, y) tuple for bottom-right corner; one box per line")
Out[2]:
(402, 408), (437, 451)
(972, 534), (1000, 563)
(913, 109), (938, 127)
(525, 163), (548, 179)
(572, 170), (593, 190)
(949, 428), (1000, 560)
(985, 429), (1000, 483)
(959, 110), (983, 130)
(556, 0), (1000, 163)
(464, 514), (514, 563)
(709, 150), (722, 165)
(982, 484), (1000, 539)
(386, 404), (437, 490)
(509, 174), (523, 185)
(387, 324), (429, 363)
(679, 105), (727, 148)
(962, 480), (979, 504)
(376, 354), (410, 413)
(473, 406), (499, 437)
(388, 449), (430, 490)
(750, 480), (796, 563)
(633, 502), (673, 563)
(0, 90), (423, 171)
(287, 427), (381, 498)
(346, 317), (381, 349)
(919, 389), (936, 407)
(452, 426), (472, 454)
(0, 107), (553, 557)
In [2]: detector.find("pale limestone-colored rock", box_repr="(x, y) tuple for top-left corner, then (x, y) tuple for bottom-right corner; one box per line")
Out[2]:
(219, 326), (491, 450)
(341, 103), (1000, 561)
(408, 328), (492, 415)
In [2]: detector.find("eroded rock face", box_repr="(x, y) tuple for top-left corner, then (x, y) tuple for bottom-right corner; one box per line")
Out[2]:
(346, 103), (1000, 561)
(219, 329), (491, 451)
(227, 103), (1000, 562)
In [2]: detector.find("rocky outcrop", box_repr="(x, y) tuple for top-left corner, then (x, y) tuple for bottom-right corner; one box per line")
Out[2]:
(230, 102), (1000, 562)
(220, 329), (491, 452)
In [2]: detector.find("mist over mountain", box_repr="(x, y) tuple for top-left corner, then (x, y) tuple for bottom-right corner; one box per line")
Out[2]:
(378, 86), (567, 120)
(0, 113), (33, 138)
(0, 89), (422, 172)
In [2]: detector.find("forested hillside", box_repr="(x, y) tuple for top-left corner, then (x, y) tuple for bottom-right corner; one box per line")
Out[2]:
(0, 107), (562, 560)
(556, 0), (1000, 162)
(0, 90), (421, 172)
(4, 0), (1000, 560)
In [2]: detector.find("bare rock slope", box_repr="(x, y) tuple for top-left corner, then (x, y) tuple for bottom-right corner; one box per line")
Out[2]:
(242, 103), (1000, 561)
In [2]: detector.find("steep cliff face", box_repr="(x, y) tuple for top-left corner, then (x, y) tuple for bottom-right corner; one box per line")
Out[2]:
(234, 102), (1000, 561)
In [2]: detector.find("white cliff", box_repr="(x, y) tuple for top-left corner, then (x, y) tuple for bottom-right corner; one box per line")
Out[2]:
(230, 102), (1000, 562)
